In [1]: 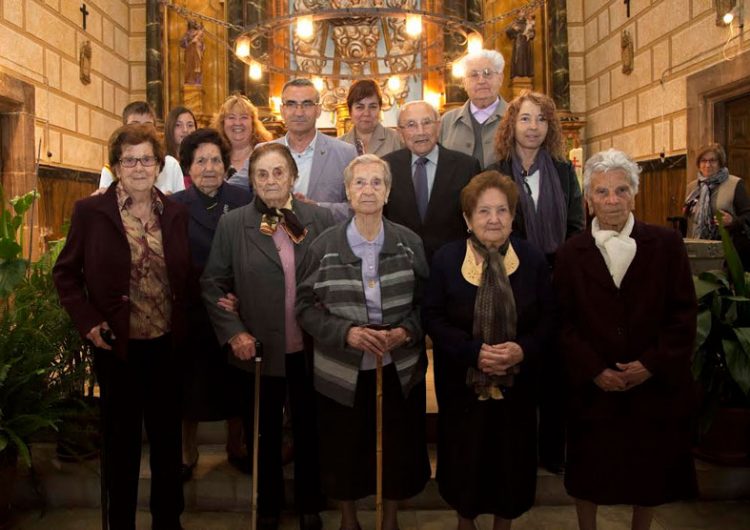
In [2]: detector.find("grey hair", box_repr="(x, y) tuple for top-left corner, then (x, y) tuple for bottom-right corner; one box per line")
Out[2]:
(397, 100), (440, 124)
(343, 154), (392, 192)
(583, 148), (641, 195)
(281, 78), (320, 102)
(458, 49), (506, 75)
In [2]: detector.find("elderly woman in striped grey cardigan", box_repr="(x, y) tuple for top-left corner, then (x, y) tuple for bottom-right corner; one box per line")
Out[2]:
(297, 154), (430, 530)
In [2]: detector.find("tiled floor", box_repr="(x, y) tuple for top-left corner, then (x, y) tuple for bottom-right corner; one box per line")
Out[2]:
(12, 502), (750, 530)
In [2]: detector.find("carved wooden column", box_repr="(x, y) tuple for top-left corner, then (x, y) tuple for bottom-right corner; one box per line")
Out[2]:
(548, 0), (570, 111)
(146, 0), (164, 120)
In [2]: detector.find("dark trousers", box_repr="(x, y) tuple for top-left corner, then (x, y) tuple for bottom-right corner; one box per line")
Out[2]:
(243, 351), (324, 517)
(538, 350), (566, 468)
(95, 335), (184, 530)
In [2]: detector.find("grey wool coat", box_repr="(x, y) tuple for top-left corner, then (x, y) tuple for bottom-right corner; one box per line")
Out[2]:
(296, 218), (430, 407)
(200, 199), (335, 377)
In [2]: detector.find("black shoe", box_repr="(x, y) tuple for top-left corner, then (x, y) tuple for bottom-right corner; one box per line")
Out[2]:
(227, 454), (252, 474)
(258, 515), (280, 530)
(300, 513), (323, 530)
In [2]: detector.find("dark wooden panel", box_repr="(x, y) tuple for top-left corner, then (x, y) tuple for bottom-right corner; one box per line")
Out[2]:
(726, 94), (750, 183)
(635, 156), (687, 227)
(37, 166), (98, 240)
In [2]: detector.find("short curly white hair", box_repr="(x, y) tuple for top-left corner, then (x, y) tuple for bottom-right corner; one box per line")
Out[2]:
(457, 50), (506, 76)
(583, 148), (641, 195)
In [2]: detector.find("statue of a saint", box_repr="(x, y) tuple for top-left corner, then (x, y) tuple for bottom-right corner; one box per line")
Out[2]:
(181, 20), (205, 86)
(506, 10), (536, 79)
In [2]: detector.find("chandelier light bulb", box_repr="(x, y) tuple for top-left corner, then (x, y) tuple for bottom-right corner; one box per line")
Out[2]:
(405, 14), (423, 37)
(467, 32), (483, 54)
(235, 36), (251, 59)
(387, 76), (402, 92)
(297, 15), (314, 40)
(248, 61), (263, 80)
(723, 11), (734, 24)
(312, 76), (325, 91)
(424, 90), (441, 112)
(451, 60), (465, 79)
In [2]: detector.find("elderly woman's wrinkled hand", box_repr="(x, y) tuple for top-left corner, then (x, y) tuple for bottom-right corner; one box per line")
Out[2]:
(594, 368), (628, 391)
(478, 342), (524, 375)
(384, 327), (410, 351)
(86, 322), (114, 351)
(347, 326), (388, 357)
(615, 360), (652, 390)
(229, 331), (257, 360)
(217, 292), (240, 314)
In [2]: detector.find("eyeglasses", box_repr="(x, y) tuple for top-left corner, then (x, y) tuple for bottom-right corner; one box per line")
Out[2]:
(467, 68), (497, 80)
(193, 156), (223, 167)
(399, 118), (438, 131)
(119, 155), (158, 168)
(282, 100), (318, 110)
(350, 177), (386, 190)
(699, 158), (719, 165)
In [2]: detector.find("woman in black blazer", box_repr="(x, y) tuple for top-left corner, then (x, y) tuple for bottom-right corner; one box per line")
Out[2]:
(170, 128), (252, 480)
(487, 90), (584, 474)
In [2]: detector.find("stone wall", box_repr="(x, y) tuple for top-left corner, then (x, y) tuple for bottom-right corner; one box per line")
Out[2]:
(568, 0), (750, 160)
(0, 0), (146, 173)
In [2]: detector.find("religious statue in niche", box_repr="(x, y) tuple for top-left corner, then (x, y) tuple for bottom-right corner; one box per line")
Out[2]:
(79, 40), (92, 85)
(506, 9), (536, 79)
(181, 19), (205, 86)
(621, 30), (634, 75)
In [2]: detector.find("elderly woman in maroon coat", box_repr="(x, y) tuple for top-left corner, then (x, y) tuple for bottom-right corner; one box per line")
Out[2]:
(554, 149), (698, 530)
(54, 125), (192, 530)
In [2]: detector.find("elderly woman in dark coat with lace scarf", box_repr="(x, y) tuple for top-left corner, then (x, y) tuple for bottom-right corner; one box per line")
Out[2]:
(423, 171), (556, 530)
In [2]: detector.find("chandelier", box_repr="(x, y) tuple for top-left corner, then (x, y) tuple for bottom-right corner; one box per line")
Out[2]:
(234, 0), (545, 109)
(164, 0), (546, 111)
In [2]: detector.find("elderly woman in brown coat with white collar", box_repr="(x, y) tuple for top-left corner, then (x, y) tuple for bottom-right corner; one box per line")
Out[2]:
(555, 149), (698, 530)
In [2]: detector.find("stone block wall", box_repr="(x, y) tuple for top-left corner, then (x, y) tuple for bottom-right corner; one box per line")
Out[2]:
(568, 0), (750, 160)
(0, 0), (146, 173)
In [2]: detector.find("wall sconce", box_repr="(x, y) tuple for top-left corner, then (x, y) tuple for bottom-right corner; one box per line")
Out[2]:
(723, 4), (744, 26)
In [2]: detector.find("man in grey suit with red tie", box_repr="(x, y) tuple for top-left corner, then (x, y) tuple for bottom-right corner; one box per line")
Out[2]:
(383, 101), (481, 261)
(266, 78), (356, 221)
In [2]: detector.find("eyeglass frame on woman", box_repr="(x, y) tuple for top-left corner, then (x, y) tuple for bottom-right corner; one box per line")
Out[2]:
(119, 155), (158, 168)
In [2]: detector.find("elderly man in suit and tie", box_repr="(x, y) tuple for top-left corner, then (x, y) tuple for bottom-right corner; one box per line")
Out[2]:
(383, 101), (481, 261)
(266, 78), (357, 221)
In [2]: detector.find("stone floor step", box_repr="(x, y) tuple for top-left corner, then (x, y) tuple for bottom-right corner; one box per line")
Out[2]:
(13, 443), (750, 513)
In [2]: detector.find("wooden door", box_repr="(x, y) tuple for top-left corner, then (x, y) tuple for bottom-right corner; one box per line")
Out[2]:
(725, 94), (750, 183)
(634, 160), (687, 227)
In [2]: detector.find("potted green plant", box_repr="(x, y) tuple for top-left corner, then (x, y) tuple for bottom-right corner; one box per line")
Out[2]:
(0, 185), (91, 521)
(692, 216), (750, 465)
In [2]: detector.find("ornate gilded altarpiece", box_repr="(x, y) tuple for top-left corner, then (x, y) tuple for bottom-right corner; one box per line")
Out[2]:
(161, 0), (581, 144)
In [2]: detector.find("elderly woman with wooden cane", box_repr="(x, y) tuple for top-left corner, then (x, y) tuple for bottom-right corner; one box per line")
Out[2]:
(297, 154), (431, 530)
(201, 143), (334, 530)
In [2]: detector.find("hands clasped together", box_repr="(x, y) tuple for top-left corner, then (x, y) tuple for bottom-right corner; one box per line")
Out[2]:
(477, 342), (524, 375)
(346, 326), (410, 357)
(594, 361), (652, 392)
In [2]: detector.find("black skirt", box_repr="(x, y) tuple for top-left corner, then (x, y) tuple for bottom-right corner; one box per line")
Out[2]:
(181, 311), (247, 421)
(316, 364), (430, 501)
(436, 387), (538, 519)
(565, 417), (698, 506)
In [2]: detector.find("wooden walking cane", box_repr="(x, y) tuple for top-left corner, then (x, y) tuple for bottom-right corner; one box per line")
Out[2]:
(376, 354), (383, 530)
(251, 341), (264, 530)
